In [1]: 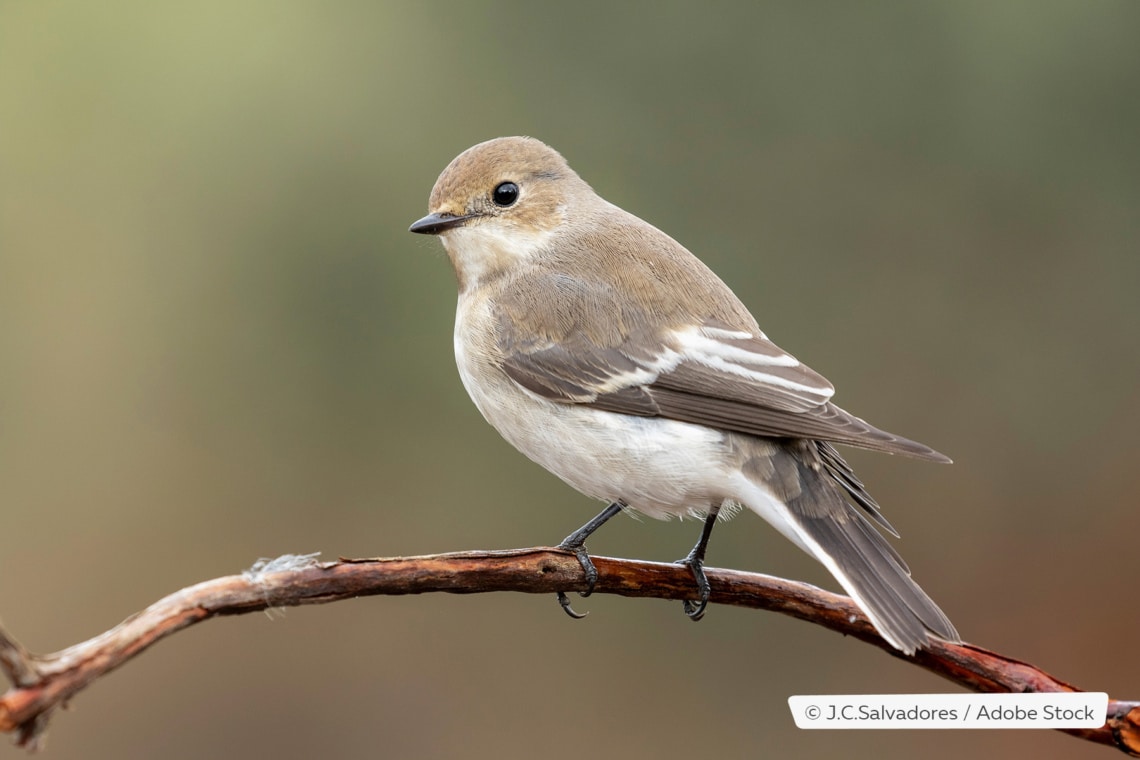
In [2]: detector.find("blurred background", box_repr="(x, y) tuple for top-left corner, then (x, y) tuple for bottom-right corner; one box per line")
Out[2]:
(1, 2), (1137, 758)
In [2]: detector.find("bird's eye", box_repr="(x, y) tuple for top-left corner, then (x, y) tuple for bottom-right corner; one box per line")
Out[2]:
(492, 181), (519, 207)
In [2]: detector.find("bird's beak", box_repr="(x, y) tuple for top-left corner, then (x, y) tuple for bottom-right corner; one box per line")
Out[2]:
(408, 212), (476, 235)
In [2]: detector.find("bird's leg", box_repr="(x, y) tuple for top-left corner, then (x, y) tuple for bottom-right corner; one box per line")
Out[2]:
(556, 501), (625, 619)
(676, 504), (722, 621)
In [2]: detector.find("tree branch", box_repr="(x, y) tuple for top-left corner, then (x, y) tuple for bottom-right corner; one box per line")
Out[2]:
(1, 548), (1137, 754)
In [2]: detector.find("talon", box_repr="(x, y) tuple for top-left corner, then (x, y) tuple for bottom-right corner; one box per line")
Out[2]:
(557, 591), (588, 619)
(676, 556), (711, 621)
(674, 504), (721, 622)
(554, 544), (598, 616)
(552, 502), (624, 620)
(681, 599), (707, 620)
(560, 544), (599, 597)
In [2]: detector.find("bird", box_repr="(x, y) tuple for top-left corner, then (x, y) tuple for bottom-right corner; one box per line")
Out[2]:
(408, 136), (959, 654)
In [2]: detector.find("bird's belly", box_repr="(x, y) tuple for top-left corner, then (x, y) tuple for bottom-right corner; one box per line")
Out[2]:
(461, 367), (733, 519)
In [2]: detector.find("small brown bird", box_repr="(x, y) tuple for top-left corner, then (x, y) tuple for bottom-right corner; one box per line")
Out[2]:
(409, 136), (959, 654)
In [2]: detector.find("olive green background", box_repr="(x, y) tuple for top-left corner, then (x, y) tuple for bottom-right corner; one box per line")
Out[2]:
(2, 3), (1137, 759)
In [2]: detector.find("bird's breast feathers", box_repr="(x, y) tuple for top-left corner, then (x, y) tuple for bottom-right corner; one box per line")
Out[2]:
(454, 294), (738, 516)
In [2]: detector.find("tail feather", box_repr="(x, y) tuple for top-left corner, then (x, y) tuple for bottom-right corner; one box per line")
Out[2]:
(743, 439), (959, 654)
(800, 500), (959, 652)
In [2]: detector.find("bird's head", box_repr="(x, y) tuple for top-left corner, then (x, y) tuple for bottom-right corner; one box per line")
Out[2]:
(409, 136), (591, 290)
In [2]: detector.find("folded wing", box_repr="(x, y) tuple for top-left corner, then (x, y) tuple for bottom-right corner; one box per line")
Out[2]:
(501, 321), (949, 463)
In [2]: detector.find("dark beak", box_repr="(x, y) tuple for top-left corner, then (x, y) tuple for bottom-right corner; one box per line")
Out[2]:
(408, 212), (475, 235)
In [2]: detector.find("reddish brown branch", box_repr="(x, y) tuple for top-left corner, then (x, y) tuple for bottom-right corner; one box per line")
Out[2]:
(1, 548), (1137, 754)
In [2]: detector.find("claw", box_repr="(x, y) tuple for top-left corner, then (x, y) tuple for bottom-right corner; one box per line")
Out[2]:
(557, 591), (588, 619)
(675, 504), (721, 622)
(555, 539), (599, 618)
(676, 555), (711, 621)
(561, 544), (599, 597)
(553, 501), (625, 619)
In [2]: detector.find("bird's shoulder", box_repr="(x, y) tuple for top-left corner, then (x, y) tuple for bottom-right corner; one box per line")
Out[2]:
(493, 204), (759, 347)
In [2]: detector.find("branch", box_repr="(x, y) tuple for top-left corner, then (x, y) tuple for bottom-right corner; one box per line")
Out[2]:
(1, 548), (1137, 754)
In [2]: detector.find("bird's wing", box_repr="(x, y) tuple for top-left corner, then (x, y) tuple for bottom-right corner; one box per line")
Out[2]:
(500, 320), (948, 462)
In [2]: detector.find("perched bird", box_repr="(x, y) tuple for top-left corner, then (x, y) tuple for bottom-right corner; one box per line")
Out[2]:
(409, 136), (959, 654)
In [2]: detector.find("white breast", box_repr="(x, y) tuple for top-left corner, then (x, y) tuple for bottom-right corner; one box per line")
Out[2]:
(453, 296), (736, 520)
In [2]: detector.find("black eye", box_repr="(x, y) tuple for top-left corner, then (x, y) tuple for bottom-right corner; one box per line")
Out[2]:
(492, 181), (519, 207)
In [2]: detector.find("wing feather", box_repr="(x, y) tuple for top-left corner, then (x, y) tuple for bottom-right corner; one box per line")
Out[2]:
(499, 322), (948, 462)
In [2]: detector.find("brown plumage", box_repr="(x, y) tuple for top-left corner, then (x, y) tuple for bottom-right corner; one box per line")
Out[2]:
(410, 136), (959, 653)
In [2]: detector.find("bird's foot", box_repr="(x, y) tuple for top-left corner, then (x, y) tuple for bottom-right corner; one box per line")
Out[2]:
(675, 552), (711, 622)
(552, 501), (624, 620)
(555, 539), (598, 619)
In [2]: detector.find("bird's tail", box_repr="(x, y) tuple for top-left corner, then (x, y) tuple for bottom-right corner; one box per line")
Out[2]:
(739, 439), (959, 654)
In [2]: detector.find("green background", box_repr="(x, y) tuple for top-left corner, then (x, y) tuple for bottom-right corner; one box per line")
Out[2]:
(2, 2), (1137, 758)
